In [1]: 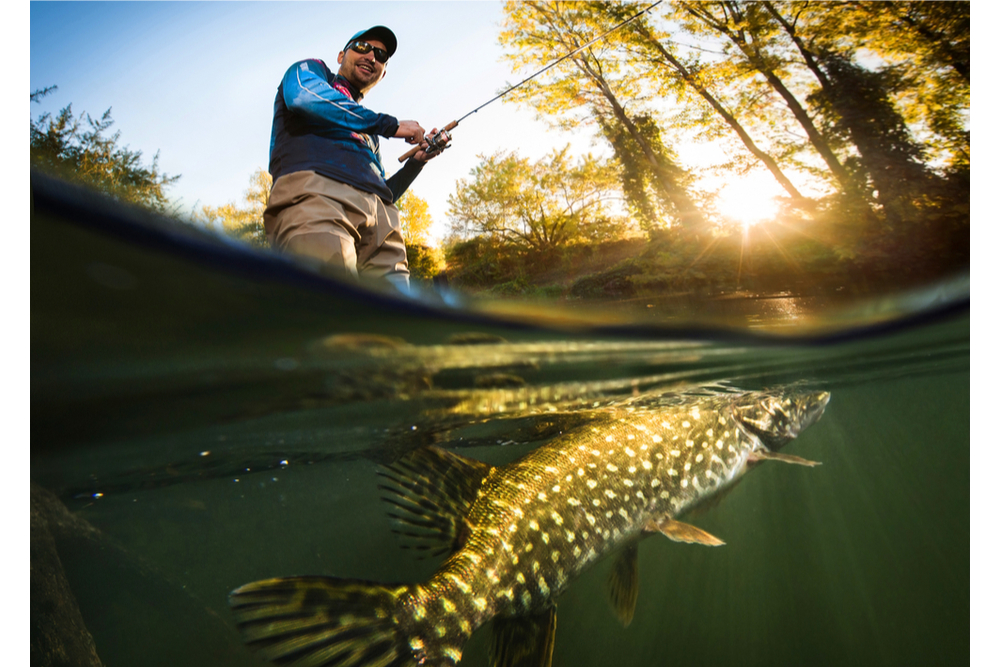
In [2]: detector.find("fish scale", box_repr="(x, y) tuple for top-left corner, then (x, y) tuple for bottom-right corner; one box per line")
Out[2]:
(229, 388), (829, 667)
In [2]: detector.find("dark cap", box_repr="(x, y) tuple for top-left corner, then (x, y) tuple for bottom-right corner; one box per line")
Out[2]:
(345, 26), (397, 58)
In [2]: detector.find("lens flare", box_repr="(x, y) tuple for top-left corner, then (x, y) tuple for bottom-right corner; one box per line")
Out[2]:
(714, 175), (781, 231)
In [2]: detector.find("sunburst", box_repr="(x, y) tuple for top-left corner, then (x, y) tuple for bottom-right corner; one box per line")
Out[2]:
(714, 174), (781, 233)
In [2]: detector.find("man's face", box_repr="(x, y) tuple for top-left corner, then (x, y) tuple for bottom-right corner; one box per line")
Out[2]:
(337, 38), (388, 93)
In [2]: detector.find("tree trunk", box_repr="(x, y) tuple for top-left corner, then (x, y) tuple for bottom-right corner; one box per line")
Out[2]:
(680, 1), (859, 197)
(632, 19), (807, 203)
(762, 2), (931, 224)
(576, 55), (706, 227)
(761, 2), (835, 93)
(529, 1), (707, 228)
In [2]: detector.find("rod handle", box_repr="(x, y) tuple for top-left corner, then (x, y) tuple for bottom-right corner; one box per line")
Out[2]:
(398, 145), (421, 163)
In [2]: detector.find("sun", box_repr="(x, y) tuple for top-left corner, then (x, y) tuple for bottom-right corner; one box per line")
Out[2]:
(713, 173), (782, 231)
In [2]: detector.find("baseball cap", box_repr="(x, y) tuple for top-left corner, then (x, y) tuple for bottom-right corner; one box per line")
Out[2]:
(345, 26), (397, 58)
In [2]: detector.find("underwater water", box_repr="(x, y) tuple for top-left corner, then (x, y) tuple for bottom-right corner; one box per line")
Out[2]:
(31, 178), (969, 666)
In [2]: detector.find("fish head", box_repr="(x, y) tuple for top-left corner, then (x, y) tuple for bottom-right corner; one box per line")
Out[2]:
(730, 390), (830, 451)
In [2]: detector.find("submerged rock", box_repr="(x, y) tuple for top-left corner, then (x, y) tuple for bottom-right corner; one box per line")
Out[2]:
(30, 484), (249, 667)
(31, 483), (104, 667)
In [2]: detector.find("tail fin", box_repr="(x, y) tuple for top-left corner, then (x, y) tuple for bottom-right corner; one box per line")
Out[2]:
(228, 576), (414, 667)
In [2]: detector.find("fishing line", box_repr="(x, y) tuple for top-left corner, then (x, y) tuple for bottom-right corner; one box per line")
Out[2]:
(399, 0), (664, 161)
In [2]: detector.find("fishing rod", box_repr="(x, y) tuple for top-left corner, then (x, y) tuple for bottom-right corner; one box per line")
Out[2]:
(398, 0), (664, 162)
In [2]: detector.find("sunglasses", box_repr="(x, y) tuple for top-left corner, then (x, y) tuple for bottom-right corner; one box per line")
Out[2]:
(347, 40), (389, 64)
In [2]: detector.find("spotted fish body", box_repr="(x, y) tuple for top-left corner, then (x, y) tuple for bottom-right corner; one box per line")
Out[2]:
(230, 389), (830, 667)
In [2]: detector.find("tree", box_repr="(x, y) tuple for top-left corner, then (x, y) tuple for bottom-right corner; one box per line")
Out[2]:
(598, 112), (697, 233)
(500, 1), (707, 231)
(480, 2), (965, 294)
(674, 2), (859, 198)
(30, 86), (179, 213)
(395, 191), (435, 247)
(807, 53), (932, 223)
(599, 1), (808, 204)
(395, 191), (445, 280)
(195, 168), (270, 248)
(765, 1), (969, 174)
(447, 147), (630, 253)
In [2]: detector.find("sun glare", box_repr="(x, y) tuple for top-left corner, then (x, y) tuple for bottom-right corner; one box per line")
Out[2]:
(713, 174), (781, 231)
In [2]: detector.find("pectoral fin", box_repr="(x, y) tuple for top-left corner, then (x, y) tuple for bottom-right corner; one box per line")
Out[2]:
(607, 541), (640, 626)
(377, 446), (494, 558)
(644, 517), (725, 546)
(489, 606), (557, 667)
(750, 450), (821, 467)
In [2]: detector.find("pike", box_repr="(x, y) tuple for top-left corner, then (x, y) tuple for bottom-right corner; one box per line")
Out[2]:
(229, 388), (830, 667)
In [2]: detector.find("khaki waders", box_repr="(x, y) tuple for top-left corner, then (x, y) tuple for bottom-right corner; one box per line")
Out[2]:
(263, 170), (410, 290)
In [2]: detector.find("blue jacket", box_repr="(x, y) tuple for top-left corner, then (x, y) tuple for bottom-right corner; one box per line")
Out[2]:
(268, 59), (423, 204)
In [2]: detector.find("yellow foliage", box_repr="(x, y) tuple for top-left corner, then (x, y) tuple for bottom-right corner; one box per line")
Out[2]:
(197, 168), (271, 248)
(396, 191), (435, 247)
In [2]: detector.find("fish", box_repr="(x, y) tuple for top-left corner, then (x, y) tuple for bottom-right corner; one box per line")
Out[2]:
(228, 388), (830, 667)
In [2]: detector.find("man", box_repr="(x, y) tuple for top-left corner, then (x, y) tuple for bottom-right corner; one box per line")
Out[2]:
(264, 25), (448, 290)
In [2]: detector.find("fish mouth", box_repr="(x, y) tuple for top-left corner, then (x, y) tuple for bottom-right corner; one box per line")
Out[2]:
(795, 391), (831, 436)
(806, 391), (831, 423)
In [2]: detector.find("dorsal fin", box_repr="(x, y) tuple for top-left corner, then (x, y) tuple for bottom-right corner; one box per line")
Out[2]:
(489, 606), (557, 667)
(377, 446), (493, 558)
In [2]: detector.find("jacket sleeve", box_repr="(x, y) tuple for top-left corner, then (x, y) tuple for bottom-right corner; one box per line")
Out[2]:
(386, 159), (426, 204)
(281, 60), (399, 137)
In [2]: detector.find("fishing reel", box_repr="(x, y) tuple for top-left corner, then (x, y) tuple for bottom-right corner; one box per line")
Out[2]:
(422, 129), (452, 156)
(398, 123), (456, 162)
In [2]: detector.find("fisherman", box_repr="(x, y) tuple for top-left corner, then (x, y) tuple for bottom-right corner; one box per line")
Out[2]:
(263, 26), (449, 291)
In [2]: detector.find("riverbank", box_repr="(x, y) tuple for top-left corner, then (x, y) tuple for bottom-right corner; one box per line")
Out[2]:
(437, 221), (969, 305)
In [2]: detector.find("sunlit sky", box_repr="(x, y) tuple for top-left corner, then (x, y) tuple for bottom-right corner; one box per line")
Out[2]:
(27, 0), (796, 240)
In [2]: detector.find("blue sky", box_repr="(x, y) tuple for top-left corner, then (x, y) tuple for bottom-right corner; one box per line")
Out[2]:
(29, 1), (601, 239)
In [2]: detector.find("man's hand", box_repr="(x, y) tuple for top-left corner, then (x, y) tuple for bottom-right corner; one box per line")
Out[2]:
(412, 127), (452, 162)
(395, 120), (425, 145)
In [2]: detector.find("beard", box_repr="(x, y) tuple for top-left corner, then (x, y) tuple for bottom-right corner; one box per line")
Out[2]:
(341, 58), (383, 92)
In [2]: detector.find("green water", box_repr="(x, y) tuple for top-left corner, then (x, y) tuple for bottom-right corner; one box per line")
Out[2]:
(31, 197), (969, 666)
